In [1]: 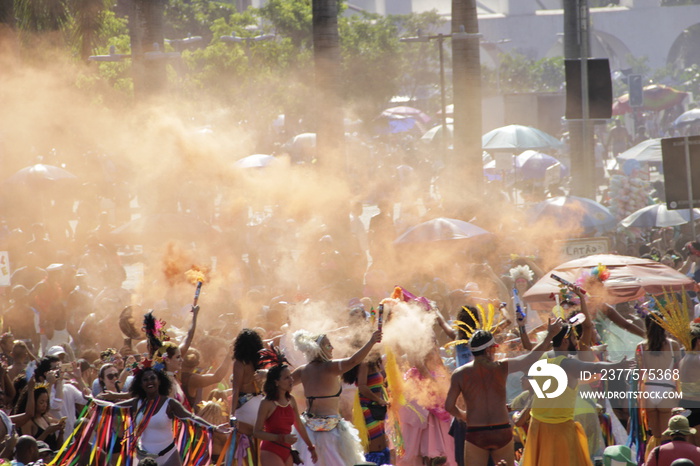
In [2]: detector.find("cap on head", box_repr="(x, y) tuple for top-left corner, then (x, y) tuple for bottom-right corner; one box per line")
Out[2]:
(46, 345), (67, 357)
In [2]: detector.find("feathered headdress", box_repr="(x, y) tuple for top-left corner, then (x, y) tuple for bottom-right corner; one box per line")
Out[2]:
(509, 265), (534, 283)
(258, 343), (290, 369)
(143, 311), (170, 357)
(651, 291), (692, 350)
(129, 356), (165, 377)
(446, 304), (502, 348)
(293, 329), (326, 362)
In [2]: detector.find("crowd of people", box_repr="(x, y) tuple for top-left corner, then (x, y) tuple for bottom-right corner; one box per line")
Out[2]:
(2, 104), (700, 466)
(1, 222), (700, 466)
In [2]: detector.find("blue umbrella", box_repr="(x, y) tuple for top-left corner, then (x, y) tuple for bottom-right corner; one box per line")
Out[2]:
(517, 150), (569, 180)
(528, 196), (616, 234)
(483, 151), (568, 180)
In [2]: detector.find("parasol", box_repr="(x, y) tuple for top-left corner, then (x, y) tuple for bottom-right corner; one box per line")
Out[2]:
(523, 254), (695, 304)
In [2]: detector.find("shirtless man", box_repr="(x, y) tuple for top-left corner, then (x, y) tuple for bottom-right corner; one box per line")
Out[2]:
(292, 328), (382, 466)
(444, 318), (564, 466)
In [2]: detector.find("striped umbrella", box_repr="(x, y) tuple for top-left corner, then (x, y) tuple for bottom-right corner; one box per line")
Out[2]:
(613, 84), (688, 116)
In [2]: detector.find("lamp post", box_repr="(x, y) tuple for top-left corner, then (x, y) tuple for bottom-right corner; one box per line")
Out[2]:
(400, 31), (451, 159)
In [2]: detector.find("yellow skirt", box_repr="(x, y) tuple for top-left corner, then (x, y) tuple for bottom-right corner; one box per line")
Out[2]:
(520, 419), (592, 466)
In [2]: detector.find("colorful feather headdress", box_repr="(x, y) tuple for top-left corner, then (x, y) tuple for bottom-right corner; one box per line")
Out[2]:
(445, 303), (502, 348)
(651, 291), (692, 350)
(258, 343), (289, 369)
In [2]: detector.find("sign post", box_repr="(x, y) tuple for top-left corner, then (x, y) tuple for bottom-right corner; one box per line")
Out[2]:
(661, 135), (700, 241)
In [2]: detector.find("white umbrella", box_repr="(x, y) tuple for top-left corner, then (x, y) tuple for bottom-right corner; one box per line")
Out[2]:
(673, 108), (700, 127)
(233, 154), (275, 169)
(620, 203), (700, 228)
(616, 138), (661, 163)
(482, 125), (562, 151)
(421, 123), (453, 144)
(394, 217), (492, 244)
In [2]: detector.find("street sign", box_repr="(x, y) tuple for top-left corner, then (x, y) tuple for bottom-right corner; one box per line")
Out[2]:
(629, 74), (643, 108)
(564, 58), (613, 120)
(661, 135), (700, 210)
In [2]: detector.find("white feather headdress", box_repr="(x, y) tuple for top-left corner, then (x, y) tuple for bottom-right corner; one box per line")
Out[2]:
(509, 265), (534, 282)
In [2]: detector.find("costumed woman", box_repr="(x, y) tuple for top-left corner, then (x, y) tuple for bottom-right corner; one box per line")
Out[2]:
(636, 310), (680, 460)
(114, 359), (230, 465)
(144, 312), (188, 407)
(230, 328), (265, 435)
(291, 327), (382, 466)
(344, 348), (391, 465)
(254, 345), (318, 465)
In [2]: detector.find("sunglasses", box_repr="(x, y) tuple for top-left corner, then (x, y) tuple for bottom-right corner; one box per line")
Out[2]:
(105, 373), (119, 380)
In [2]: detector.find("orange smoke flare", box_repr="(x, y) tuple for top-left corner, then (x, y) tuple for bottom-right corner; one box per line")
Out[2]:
(185, 266), (207, 284)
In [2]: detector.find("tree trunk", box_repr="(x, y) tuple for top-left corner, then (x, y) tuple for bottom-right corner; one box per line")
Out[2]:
(450, 0), (483, 211)
(312, 0), (345, 172)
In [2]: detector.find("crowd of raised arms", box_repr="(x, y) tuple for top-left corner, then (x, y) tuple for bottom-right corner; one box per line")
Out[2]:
(2, 213), (700, 466)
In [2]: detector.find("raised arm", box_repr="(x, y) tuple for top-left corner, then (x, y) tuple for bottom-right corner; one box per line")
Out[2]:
(336, 330), (382, 374)
(188, 346), (233, 390)
(572, 288), (595, 349)
(10, 377), (35, 428)
(507, 318), (564, 373)
(179, 305), (200, 357)
(433, 304), (456, 340)
(600, 303), (645, 338)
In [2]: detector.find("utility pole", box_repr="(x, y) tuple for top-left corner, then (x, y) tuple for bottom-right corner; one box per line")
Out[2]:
(564, 0), (596, 199)
(451, 0), (483, 213)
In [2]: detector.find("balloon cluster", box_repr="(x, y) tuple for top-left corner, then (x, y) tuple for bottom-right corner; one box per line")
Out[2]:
(607, 172), (650, 221)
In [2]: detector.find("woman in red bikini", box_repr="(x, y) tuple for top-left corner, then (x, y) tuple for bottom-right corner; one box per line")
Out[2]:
(254, 357), (317, 465)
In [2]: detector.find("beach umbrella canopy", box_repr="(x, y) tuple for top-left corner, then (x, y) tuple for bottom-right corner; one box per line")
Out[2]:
(616, 138), (662, 163)
(673, 108), (700, 127)
(4, 163), (77, 188)
(381, 106), (431, 124)
(482, 125), (562, 151)
(612, 84), (688, 116)
(394, 217), (492, 244)
(523, 254), (695, 304)
(527, 196), (616, 234)
(233, 154), (276, 169)
(620, 203), (700, 228)
(421, 124), (454, 144)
